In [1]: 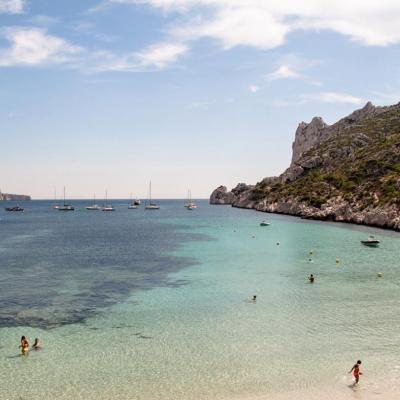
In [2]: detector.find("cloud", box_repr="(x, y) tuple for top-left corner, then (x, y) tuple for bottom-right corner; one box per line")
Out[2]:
(91, 41), (188, 72)
(0, 0), (25, 14)
(302, 92), (364, 105)
(266, 65), (302, 81)
(108, 1), (400, 49)
(135, 42), (188, 69)
(248, 85), (259, 93)
(0, 28), (82, 67)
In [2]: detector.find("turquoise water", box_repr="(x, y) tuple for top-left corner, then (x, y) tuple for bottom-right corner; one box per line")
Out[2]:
(1, 201), (400, 399)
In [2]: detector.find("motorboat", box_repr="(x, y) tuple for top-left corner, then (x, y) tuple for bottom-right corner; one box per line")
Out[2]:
(5, 206), (24, 212)
(361, 235), (380, 247)
(260, 220), (270, 226)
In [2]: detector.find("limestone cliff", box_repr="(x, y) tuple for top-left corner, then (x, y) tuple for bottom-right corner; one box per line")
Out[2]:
(211, 102), (400, 231)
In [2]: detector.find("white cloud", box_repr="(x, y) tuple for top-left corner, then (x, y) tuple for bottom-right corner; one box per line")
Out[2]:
(136, 42), (188, 69)
(109, 1), (400, 49)
(302, 92), (364, 105)
(91, 41), (188, 72)
(266, 65), (302, 81)
(0, 0), (25, 14)
(0, 28), (82, 67)
(248, 85), (259, 93)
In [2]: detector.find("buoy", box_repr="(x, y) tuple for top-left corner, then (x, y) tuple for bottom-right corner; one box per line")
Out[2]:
(377, 272), (383, 277)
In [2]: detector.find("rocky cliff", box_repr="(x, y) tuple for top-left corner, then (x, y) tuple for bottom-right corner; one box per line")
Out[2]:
(210, 102), (400, 230)
(0, 192), (31, 201)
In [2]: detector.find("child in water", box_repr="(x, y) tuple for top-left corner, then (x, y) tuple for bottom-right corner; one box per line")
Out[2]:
(19, 336), (29, 354)
(33, 338), (41, 350)
(349, 360), (362, 384)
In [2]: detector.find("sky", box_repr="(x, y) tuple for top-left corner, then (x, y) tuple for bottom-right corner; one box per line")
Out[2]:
(1, 0), (400, 199)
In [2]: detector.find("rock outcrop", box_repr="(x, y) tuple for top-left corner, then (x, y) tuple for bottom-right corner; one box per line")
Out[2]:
(209, 183), (254, 205)
(0, 192), (31, 201)
(209, 186), (235, 204)
(211, 101), (400, 231)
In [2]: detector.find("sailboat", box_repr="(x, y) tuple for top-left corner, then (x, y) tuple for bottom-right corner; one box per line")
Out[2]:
(184, 189), (197, 209)
(53, 187), (60, 209)
(145, 181), (160, 210)
(102, 190), (115, 211)
(58, 187), (75, 211)
(86, 194), (101, 210)
(128, 193), (138, 209)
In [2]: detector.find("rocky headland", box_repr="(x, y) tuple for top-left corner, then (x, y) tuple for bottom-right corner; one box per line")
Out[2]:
(210, 102), (400, 230)
(0, 192), (31, 201)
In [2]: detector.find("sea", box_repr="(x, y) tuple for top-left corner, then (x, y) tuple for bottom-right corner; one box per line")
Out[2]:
(0, 199), (400, 400)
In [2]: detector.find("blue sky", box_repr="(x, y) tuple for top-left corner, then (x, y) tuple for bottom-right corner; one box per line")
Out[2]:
(1, 0), (400, 199)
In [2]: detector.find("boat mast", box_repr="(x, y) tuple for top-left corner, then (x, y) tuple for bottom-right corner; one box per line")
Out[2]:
(149, 181), (152, 204)
(63, 186), (66, 206)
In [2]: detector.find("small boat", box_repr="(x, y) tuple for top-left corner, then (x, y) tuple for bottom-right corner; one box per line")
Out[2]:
(128, 193), (138, 209)
(134, 199), (141, 206)
(86, 194), (101, 210)
(361, 235), (380, 247)
(53, 187), (60, 209)
(102, 190), (115, 211)
(58, 187), (75, 211)
(260, 220), (270, 226)
(184, 190), (197, 209)
(145, 181), (160, 210)
(5, 205), (24, 212)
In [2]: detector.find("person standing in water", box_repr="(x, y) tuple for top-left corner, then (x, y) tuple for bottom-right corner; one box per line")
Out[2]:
(19, 336), (29, 354)
(309, 274), (315, 283)
(349, 360), (362, 384)
(32, 338), (41, 350)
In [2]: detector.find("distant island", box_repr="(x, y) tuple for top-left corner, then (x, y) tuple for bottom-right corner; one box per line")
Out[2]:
(210, 101), (400, 231)
(0, 191), (31, 201)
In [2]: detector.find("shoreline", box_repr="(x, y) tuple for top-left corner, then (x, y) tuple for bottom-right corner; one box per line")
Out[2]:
(231, 203), (400, 234)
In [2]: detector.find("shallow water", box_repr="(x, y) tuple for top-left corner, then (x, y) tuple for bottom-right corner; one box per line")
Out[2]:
(1, 200), (399, 399)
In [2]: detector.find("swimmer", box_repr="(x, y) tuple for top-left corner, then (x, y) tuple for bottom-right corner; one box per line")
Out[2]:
(33, 338), (41, 350)
(252, 295), (257, 302)
(349, 360), (362, 384)
(19, 336), (29, 354)
(309, 274), (315, 283)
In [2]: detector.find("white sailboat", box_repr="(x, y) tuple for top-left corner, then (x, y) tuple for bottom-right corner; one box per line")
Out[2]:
(58, 187), (75, 211)
(184, 189), (197, 209)
(102, 190), (115, 211)
(145, 181), (160, 210)
(53, 187), (60, 210)
(128, 193), (137, 209)
(86, 194), (101, 210)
